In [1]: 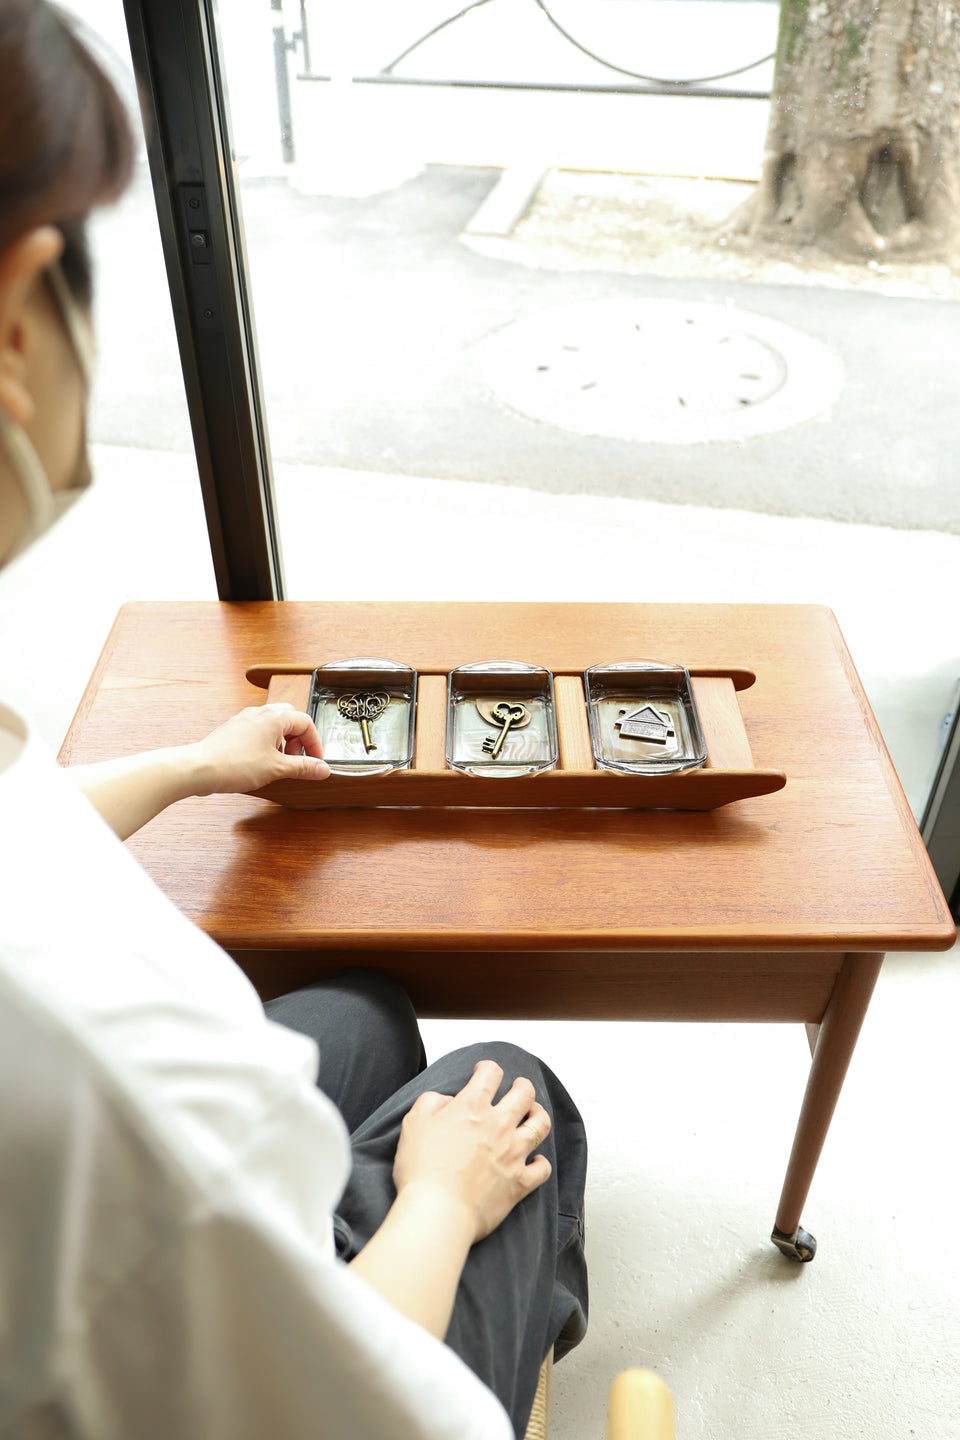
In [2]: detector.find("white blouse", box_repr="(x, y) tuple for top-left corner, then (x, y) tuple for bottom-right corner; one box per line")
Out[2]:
(0, 701), (511, 1440)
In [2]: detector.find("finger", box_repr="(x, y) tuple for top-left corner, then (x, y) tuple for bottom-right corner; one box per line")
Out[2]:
(460, 1059), (504, 1104)
(274, 708), (325, 760)
(526, 1101), (551, 1139)
(277, 751), (330, 781)
(520, 1154), (552, 1189)
(496, 1074), (537, 1122)
(517, 1102), (551, 1150)
(407, 1090), (453, 1119)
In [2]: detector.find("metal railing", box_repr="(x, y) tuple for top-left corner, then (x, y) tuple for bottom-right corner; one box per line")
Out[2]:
(270, 0), (775, 163)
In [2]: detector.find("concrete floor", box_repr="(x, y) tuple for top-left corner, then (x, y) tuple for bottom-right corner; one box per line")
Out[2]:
(2, 445), (958, 1439)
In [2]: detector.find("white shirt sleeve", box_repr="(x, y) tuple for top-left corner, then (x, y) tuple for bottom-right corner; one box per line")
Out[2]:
(0, 707), (513, 1440)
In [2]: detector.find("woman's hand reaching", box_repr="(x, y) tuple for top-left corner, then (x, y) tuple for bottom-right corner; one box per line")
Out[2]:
(189, 702), (330, 794)
(67, 702), (329, 840)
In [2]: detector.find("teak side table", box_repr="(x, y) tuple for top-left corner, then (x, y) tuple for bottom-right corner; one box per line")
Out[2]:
(59, 601), (956, 1262)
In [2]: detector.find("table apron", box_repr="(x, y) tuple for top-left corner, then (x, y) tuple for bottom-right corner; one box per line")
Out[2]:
(229, 948), (848, 1022)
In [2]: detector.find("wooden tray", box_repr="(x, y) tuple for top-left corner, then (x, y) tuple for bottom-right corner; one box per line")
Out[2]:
(247, 663), (786, 811)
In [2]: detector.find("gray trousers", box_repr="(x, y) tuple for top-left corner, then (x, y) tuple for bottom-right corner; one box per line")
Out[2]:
(264, 971), (588, 1438)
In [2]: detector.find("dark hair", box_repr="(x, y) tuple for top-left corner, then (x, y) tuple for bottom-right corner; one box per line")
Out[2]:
(0, 0), (135, 305)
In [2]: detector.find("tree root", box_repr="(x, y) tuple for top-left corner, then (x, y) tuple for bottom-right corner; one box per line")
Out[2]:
(724, 138), (958, 261)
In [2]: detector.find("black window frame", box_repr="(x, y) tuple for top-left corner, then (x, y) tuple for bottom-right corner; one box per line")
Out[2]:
(922, 703), (960, 920)
(122, 0), (285, 600)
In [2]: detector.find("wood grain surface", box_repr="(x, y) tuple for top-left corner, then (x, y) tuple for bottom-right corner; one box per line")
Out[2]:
(230, 947), (845, 1021)
(59, 602), (956, 957)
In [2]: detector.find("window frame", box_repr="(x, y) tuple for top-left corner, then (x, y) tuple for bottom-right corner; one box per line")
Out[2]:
(122, 0), (285, 599)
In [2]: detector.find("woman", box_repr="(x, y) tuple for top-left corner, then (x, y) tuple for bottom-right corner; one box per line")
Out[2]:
(0, 4), (587, 1438)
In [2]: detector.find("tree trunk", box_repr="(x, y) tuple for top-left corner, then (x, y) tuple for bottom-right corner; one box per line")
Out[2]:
(733, 0), (960, 257)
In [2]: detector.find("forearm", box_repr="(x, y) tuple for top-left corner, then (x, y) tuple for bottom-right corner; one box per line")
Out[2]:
(66, 745), (212, 840)
(348, 1184), (475, 1341)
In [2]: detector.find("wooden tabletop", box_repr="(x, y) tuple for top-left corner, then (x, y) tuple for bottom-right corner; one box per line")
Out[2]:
(59, 602), (956, 955)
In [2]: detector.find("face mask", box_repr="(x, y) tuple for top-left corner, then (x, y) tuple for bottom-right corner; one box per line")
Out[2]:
(0, 261), (95, 564)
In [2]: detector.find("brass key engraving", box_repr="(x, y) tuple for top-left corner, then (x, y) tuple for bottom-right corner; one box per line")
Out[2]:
(337, 691), (389, 752)
(477, 699), (531, 760)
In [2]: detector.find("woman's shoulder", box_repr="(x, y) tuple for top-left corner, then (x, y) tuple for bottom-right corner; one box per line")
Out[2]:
(0, 697), (28, 773)
(0, 695), (350, 1228)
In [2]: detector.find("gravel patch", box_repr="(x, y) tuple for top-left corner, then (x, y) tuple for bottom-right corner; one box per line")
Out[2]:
(463, 168), (960, 300)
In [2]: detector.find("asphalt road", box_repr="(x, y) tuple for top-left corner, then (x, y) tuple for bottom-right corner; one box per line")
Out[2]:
(90, 162), (960, 534)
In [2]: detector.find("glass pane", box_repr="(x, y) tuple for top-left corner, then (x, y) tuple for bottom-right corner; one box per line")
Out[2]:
(0, 0), (215, 751)
(216, 0), (957, 817)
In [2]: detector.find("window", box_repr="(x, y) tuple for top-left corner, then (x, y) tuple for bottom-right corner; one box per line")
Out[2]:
(121, 0), (959, 835)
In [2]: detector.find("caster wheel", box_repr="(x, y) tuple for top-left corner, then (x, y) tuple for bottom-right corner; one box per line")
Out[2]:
(771, 1224), (817, 1262)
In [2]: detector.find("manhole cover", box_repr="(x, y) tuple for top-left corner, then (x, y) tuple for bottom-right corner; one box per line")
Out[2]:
(477, 299), (844, 444)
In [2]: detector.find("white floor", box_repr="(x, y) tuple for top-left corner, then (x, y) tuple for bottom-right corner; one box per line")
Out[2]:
(2, 444), (959, 1438)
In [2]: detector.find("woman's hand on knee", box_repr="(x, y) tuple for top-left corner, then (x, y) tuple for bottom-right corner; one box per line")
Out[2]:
(393, 1059), (552, 1244)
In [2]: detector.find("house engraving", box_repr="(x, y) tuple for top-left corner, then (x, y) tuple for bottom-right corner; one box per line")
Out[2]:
(615, 704), (675, 744)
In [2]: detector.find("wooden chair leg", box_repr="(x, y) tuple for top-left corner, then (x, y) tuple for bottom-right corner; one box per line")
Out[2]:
(522, 1358), (675, 1439)
(523, 1354), (553, 1440)
(607, 1369), (675, 1440)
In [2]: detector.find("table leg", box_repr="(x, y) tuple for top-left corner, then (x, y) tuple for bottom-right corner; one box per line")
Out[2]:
(771, 951), (884, 1261)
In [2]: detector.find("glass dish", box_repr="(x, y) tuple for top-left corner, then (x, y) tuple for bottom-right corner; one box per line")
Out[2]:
(309, 657), (416, 775)
(584, 659), (707, 775)
(446, 660), (559, 778)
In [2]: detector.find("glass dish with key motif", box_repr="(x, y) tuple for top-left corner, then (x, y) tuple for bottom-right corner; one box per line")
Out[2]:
(584, 659), (707, 776)
(446, 660), (559, 778)
(309, 657), (416, 775)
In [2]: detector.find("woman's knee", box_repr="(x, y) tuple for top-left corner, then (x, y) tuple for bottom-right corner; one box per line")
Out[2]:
(446, 1040), (548, 1098)
(440, 1043), (584, 1157)
(267, 968), (423, 1062)
(329, 967), (417, 1020)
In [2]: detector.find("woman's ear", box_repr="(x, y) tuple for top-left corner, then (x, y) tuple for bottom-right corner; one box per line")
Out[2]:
(0, 227), (65, 426)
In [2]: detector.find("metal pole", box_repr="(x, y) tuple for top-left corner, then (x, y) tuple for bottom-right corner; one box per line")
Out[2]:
(298, 73), (771, 102)
(272, 0), (296, 164)
(298, 0), (312, 76)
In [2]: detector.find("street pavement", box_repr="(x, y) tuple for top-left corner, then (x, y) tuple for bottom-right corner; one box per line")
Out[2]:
(78, 0), (960, 534)
(91, 158), (960, 534)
